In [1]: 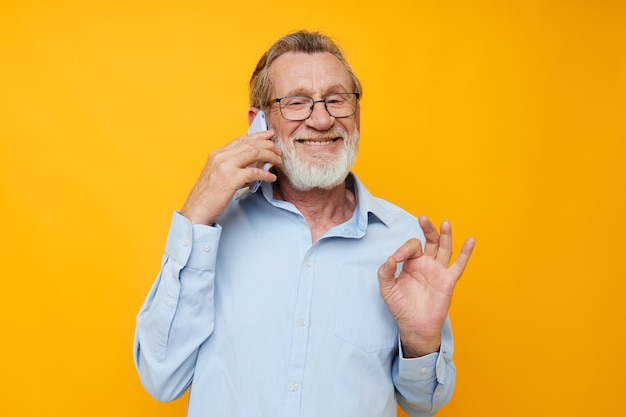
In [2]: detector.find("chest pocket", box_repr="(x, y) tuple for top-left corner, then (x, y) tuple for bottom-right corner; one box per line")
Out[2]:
(334, 272), (398, 353)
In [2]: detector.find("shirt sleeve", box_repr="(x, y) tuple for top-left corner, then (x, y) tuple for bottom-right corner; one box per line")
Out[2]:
(393, 316), (456, 417)
(133, 211), (221, 402)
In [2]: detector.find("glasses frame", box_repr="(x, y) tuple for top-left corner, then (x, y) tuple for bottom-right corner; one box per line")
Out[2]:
(269, 92), (360, 121)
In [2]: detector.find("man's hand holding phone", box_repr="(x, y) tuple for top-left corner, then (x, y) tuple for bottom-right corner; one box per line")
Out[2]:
(180, 110), (281, 226)
(236, 111), (273, 198)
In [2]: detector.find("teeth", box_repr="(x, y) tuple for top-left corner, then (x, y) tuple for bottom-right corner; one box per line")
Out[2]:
(299, 139), (336, 146)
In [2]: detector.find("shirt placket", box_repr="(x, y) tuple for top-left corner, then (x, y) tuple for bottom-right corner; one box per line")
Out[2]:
(282, 249), (316, 416)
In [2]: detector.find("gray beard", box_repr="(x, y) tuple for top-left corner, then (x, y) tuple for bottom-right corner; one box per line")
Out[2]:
(274, 129), (359, 192)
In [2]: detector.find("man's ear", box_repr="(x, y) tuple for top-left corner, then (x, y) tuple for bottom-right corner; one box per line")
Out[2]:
(248, 107), (261, 125)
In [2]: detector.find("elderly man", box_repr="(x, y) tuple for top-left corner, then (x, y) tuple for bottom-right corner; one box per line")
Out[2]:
(134, 30), (475, 417)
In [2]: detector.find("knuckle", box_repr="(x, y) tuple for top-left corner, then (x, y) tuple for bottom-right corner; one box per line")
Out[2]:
(247, 144), (260, 157)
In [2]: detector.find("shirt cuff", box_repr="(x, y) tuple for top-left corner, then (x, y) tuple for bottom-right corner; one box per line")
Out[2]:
(164, 211), (222, 270)
(398, 344), (450, 385)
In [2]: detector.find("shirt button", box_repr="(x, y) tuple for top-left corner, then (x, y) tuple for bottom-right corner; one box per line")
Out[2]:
(297, 319), (306, 326)
(304, 259), (311, 267)
(435, 387), (442, 397)
(166, 299), (174, 306)
(182, 239), (190, 246)
(202, 243), (211, 252)
(420, 367), (428, 374)
(290, 383), (299, 392)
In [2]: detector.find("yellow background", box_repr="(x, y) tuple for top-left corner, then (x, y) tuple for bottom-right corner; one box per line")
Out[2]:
(1, 1), (624, 416)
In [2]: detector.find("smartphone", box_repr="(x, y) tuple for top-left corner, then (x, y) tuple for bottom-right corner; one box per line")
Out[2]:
(247, 110), (267, 136)
(236, 111), (270, 198)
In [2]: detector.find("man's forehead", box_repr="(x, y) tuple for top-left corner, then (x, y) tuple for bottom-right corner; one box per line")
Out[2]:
(268, 51), (352, 95)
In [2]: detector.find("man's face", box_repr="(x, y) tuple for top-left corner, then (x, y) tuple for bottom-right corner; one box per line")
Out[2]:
(266, 52), (360, 191)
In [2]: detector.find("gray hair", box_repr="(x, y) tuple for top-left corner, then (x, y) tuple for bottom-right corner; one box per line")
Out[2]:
(249, 30), (362, 109)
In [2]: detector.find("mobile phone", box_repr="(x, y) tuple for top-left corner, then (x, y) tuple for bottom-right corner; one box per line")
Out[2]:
(236, 111), (270, 198)
(247, 110), (267, 136)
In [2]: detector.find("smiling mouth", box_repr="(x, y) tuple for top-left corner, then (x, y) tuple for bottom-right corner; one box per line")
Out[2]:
(296, 138), (341, 146)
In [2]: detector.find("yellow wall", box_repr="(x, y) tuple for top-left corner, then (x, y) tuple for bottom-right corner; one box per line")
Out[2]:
(1, 1), (624, 416)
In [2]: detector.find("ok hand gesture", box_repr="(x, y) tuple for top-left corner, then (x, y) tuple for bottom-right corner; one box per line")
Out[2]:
(377, 216), (475, 358)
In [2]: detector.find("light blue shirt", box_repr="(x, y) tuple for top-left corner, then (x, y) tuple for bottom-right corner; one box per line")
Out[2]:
(134, 174), (456, 417)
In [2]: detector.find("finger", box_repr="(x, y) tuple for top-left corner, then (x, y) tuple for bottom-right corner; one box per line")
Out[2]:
(377, 256), (398, 293)
(419, 216), (439, 257)
(249, 146), (283, 167)
(226, 135), (279, 159)
(436, 220), (453, 266)
(229, 140), (282, 170)
(203, 146), (277, 193)
(391, 238), (423, 263)
(247, 129), (276, 142)
(223, 129), (276, 150)
(243, 166), (278, 185)
(449, 237), (476, 280)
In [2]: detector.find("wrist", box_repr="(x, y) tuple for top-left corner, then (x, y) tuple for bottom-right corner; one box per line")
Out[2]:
(180, 207), (216, 226)
(400, 334), (441, 358)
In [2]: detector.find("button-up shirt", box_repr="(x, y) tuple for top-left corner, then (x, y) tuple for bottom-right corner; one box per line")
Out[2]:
(134, 174), (456, 417)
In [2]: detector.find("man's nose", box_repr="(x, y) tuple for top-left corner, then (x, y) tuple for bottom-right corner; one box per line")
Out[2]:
(305, 100), (334, 130)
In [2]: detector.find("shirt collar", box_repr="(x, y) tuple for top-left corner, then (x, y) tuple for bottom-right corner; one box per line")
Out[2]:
(348, 173), (389, 230)
(259, 172), (390, 234)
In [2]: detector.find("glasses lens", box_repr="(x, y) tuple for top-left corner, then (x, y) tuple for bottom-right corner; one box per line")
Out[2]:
(280, 96), (314, 120)
(325, 93), (357, 118)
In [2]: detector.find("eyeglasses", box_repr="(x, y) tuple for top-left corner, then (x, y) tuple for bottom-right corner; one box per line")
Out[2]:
(269, 93), (360, 121)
